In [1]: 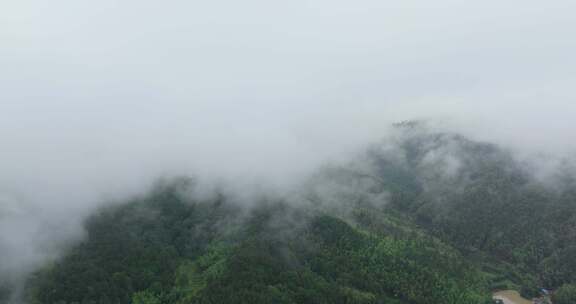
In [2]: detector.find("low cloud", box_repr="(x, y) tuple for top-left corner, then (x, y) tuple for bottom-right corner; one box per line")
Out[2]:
(1, 0), (576, 301)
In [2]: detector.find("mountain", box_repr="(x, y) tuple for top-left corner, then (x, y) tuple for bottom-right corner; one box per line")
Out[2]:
(8, 125), (576, 304)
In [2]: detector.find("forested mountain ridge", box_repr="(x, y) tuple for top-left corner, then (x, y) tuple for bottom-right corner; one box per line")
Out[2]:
(308, 124), (576, 301)
(21, 181), (491, 304)
(358, 126), (576, 293)
(4, 125), (576, 304)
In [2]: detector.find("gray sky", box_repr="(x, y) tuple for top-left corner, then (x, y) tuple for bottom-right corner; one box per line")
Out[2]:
(1, 0), (576, 284)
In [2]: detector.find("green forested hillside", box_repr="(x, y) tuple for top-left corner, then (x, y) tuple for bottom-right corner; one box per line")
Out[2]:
(14, 125), (576, 304)
(356, 126), (576, 296)
(311, 124), (576, 300)
(23, 180), (491, 304)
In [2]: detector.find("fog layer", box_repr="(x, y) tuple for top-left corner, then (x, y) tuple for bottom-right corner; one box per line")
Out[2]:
(1, 0), (576, 293)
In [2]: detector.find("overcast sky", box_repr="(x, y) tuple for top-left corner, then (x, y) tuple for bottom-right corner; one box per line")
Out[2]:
(1, 0), (576, 284)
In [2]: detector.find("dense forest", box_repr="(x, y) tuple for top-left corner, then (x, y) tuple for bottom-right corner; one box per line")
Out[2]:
(4, 124), (576, 304)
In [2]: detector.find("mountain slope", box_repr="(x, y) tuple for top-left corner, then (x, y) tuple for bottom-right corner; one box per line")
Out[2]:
(23, 180), (491, 304)
(12, 125), (576, 304)
(311, 123), (576, 298)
